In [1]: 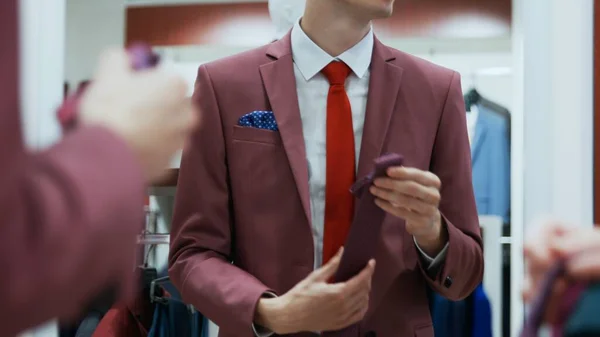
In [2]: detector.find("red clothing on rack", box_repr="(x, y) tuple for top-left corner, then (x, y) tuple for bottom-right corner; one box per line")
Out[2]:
(92, 295), (156, 337)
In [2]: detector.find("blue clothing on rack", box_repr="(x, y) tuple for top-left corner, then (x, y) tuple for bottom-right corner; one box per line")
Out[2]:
(471, 284), (493, 337)
(431, 293), (469, 337)
(147, 297), (206, 337)
(471, 104), (510, 223)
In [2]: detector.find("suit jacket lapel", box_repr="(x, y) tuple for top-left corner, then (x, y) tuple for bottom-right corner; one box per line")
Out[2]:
(259, 34), (312, 228)
(357, 38), (404, 179)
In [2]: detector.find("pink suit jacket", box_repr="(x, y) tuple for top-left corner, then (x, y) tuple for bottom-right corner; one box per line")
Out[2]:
(169, 33), (483, 337)
(0, 1), (145, 335)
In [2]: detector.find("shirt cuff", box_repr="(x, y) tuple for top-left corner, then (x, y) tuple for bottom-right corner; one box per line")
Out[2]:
(414, 236), (449, 271)
(252, 291), (277, 337)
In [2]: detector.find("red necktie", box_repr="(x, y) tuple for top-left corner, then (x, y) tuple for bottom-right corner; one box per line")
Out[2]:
(322, 61), (355, 265)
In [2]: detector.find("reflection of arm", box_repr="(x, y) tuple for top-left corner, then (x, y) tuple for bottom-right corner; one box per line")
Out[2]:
(0, 123), (146, 336)
(420, 71), (484, 300)
(168, 65), (273, 336)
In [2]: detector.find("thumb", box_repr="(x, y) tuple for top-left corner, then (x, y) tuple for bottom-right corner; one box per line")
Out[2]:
(311, 247), (343, 282)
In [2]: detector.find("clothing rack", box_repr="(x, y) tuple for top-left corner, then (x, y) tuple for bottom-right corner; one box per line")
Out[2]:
(138, 233), (170, 245)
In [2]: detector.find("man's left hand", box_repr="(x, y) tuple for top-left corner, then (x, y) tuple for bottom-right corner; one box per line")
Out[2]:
(370, 166), (447, 256)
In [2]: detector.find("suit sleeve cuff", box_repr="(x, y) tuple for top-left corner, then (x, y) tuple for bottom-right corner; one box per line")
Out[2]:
(252, 291), (277, 337)
(414, 236), (449, 272)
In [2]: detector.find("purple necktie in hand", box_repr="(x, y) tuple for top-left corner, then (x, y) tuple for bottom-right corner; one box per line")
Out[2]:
(57, 43), (160, 132)
(323, 153), (404, 337)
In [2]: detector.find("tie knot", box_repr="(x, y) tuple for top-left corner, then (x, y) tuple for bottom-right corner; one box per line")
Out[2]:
(321, 61), (352, 86)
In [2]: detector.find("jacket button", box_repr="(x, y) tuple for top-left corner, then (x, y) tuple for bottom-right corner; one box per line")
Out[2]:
(365, 331), (376, 337)
(444, 276), (453, 288)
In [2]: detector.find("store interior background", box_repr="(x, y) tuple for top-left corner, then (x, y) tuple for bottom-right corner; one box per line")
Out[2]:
(18, 0), (595, 336)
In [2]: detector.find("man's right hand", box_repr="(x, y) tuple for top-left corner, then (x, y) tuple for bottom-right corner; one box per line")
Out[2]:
(80, 48), (198, 183)
(255, 248), (376, 334)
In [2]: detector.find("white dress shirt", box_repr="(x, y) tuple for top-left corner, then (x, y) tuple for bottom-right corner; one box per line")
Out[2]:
(252, 19), (448, 336)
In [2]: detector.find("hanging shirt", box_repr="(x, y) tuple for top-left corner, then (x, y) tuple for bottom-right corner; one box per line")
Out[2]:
(466, 104), (479, 146)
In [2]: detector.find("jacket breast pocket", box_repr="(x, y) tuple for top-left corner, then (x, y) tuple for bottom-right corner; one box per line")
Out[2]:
(228, 125), (290, 206)
(232, 125), (282, 145)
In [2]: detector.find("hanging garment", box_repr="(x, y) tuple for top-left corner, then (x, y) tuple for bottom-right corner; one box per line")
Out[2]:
(430, 285), (492, 337)
(91, 294), (155, 337)
(470, 104), (510, 224)
(147, 298), (205, 337)
(430, 293), (469, 337)
(471, 284), (493, 337)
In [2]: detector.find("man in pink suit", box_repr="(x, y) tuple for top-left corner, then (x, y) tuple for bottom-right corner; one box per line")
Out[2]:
(0, 1), (195, 335)
(169, 0), (483, 336)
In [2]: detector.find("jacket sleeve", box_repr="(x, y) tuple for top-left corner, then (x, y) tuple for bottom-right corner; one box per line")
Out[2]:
(168, 65), (272, 336)
(419, 71), (484, 301)
(0, 126), (146, 337)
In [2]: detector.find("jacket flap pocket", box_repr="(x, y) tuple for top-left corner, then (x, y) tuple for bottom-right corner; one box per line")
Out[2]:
(232, 125), (281, 145)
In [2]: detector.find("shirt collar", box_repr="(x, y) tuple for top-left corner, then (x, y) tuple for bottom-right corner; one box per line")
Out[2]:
(290, 18), (374, 81)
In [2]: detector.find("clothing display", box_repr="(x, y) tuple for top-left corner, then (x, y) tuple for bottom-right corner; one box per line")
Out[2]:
(430, 284), (492, 337)
(89, 275), (207, 337)
(467, 89), (511, 224)
(430, 88), (509, 337)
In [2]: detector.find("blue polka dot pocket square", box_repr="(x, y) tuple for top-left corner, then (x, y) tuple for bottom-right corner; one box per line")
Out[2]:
(237, 110), (279, 131)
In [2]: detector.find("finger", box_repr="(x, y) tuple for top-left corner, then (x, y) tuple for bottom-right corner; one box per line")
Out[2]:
(567, 248), (600, 279)
(552, 229), (600, 257)
(373, 179), (440, 205)
(94, 47), (132, 79)
(311, 247), (344, 282)
(370, 186), (436, 215)
(522, 277), (534, 303)
(374, 199), (427, 225)
(524, 239), (555, 277)
(386, 166), (441, 189)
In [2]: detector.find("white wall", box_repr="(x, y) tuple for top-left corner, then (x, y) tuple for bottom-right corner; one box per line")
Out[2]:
(65, 0), (125, 89)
